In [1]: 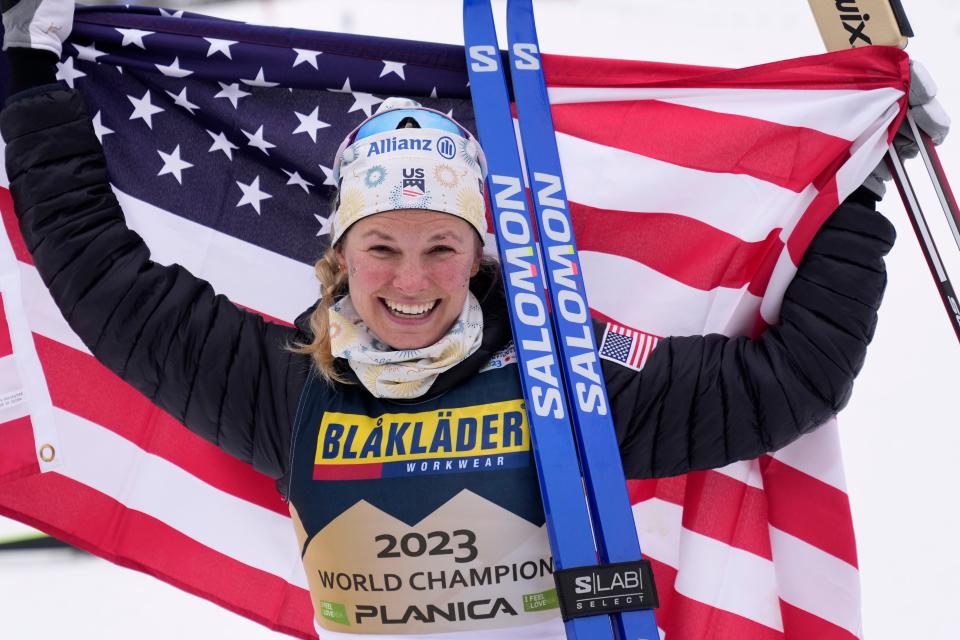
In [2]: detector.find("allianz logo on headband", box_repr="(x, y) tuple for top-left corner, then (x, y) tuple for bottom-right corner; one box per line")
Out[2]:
(365, 135), (458, 160)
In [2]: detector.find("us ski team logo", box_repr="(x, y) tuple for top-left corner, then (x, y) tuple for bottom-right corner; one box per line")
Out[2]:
(402, 167), (426, 197)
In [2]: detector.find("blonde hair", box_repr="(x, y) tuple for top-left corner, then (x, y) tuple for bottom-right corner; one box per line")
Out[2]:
(291, 246), (353, 385)
(292, 237), (499, 386)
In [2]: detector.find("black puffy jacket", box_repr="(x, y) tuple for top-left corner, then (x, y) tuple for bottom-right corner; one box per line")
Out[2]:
(0, 84), (896, 490)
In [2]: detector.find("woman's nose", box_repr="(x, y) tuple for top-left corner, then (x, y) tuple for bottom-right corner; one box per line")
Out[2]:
(392, 256), (429, 293)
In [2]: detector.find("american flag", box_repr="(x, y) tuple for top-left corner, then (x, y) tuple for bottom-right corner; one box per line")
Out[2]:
(0, 5), (909, 639)
(599, 322), (661, 372)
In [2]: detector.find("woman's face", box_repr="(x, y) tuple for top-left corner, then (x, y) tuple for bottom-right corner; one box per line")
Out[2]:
(337, 210), (482, 350)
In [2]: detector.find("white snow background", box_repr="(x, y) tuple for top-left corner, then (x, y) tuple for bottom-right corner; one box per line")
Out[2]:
(1, 1), (958, 638)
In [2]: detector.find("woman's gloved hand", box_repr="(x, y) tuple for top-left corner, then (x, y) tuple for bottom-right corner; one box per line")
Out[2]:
(1, 0), (74, 56)
(863, 60), (952, 198)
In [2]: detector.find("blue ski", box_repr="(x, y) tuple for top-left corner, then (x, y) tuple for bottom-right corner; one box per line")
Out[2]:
(462, 1), (615, 638)
(505, 1), (660, 637)
(464, 0), (660, 637)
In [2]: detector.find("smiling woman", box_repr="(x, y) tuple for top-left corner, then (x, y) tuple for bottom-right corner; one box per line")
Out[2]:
(0, 17), (909, 637)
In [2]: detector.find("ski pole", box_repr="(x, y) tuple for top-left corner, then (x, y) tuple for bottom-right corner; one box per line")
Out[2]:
(885, 148), (960, 341)
(808, 0), (960, 343)
(907, 114), (960, 252)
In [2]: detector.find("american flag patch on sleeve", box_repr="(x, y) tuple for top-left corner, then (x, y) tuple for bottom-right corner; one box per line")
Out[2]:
(598, 323), (661, 372)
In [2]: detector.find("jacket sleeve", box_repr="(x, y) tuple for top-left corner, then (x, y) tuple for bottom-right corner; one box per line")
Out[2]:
(603, 189), (896, 479)
(1, 86), (310, 480)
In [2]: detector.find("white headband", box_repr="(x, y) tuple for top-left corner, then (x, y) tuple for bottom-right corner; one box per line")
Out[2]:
(330, 106), (488, 245)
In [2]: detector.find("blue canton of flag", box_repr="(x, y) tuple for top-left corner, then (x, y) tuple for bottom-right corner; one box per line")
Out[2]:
(58, 4), (481, 269)
(600, 330), (633, 363)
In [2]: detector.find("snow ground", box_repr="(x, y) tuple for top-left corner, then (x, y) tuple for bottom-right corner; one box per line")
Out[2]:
(2, 1), (959, 638)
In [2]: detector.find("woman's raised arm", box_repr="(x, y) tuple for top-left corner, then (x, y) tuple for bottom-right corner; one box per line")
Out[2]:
(601, 189), (896, 479)
(1, 59), (310, 480)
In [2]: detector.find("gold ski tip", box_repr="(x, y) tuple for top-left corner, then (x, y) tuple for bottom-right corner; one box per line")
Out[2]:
(808, 0), (908, 51)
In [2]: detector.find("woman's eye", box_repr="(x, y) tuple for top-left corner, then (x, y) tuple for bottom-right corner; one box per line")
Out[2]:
(430, 246), (455, 254)
(369, 245), (395, 254)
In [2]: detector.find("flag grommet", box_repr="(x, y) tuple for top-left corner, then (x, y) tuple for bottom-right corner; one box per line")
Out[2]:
(38, 444), (56, 463)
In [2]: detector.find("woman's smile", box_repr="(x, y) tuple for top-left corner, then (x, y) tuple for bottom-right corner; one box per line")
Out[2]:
(380, 297), (440, 319)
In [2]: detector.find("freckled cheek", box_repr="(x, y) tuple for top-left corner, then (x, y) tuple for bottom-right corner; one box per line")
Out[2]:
(426, 260), (475, 294)
(346, 259), (394, 297)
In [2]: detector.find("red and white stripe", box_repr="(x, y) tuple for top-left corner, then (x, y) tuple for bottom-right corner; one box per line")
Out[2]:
(0, 46), (908, 639)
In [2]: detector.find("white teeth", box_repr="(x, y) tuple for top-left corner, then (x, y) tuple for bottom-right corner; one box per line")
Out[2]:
(384, 299), (437, 316)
